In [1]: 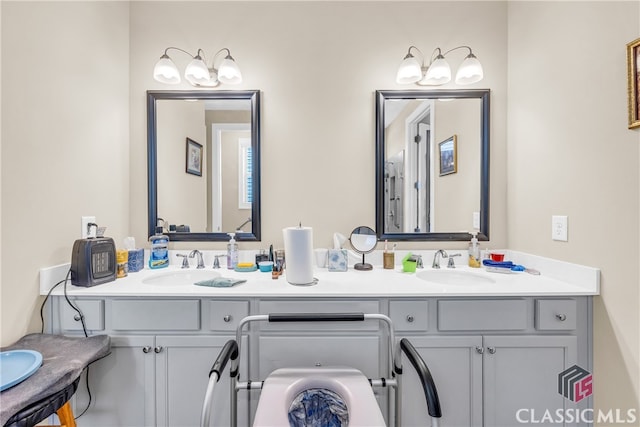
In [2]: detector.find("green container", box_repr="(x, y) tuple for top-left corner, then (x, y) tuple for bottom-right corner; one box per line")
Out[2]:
(402, 253), (417, 273)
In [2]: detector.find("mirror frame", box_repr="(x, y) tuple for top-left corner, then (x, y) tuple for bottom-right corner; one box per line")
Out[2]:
(147, 90), (261, 241)
(375, 89), (490, 241)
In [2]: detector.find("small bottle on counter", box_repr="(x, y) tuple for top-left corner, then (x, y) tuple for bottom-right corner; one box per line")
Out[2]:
(116, 249), (128, 278)
(468, 232), (481, 268)
(383, 240), (395, 269)
(149, 227), (169, 269)
(227, 233), (238, 270)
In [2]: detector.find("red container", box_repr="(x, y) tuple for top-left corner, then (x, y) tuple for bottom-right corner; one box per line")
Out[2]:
(490, 253), (505, 262)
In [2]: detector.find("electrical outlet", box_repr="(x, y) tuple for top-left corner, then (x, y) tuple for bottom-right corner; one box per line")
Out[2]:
(551, 215), (568, 242)
(472, 211), (480, 229)
(81, 216), (96, 238)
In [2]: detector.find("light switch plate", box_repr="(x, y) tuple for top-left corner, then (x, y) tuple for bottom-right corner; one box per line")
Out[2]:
(552, 215), (568, 241)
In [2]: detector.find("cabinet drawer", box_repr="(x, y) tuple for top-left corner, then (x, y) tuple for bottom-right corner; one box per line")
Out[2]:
(111, 299), (200, 330)
(208, 300), (249, 331)
(535, 299), (577, 330)
(258, 300), (380, 331)
(438, 299), (527, 331)
(389, 300), (428, 332)
(61, 299), (104, 331)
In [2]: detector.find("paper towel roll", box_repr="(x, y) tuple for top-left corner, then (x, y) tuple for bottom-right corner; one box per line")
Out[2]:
(283, 226), (315, 285)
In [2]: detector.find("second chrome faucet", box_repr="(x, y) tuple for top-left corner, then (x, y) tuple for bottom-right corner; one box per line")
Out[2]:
(432, 250), (448, 269)
(189, 250), (205, 269)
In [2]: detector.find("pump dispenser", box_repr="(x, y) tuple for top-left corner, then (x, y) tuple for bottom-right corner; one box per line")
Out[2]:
(227, 233), (238, 269)
(468, 232), (481, 268)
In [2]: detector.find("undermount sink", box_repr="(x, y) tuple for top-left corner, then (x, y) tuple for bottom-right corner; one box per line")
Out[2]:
(142, 269), (220, 286)
(416, 269), (496, 286)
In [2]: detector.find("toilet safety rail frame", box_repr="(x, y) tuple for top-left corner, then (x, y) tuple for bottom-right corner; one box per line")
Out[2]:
(200, 312), (442, 427)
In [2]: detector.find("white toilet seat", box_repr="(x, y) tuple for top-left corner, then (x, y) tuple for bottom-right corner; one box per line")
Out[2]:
(253, 366), (386, 426)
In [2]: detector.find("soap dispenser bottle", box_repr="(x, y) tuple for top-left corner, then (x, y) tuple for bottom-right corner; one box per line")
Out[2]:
(227, 233), (238, 270)
(468, 232), (481, 268)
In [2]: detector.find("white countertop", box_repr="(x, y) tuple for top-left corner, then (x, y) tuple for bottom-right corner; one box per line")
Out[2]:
(40, 250), (599, 298)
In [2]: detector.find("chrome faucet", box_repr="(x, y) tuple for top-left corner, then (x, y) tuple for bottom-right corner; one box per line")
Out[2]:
(213, 254), (226, 269)
(447, 253), (462, 268)
(176, 254), (190, 269)
(432, 250), (448, 269)
(414, 255), (424, 269)
(189, 250), (205, 269)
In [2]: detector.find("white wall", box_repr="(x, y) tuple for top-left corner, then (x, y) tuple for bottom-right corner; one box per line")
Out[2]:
(507, 0), (640, 414)
(128, 1), (509, 251)
(1, 2), (130, 345)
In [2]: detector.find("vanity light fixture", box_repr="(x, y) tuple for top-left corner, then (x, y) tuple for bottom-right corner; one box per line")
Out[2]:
(153, 47), (242, 87)
(396, 45), (483, 86)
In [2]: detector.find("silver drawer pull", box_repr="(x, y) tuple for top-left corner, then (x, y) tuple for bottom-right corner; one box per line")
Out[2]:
(315, 362), (322, 367)
(154, 346), (163, 353)
(556, 314), (567, 321)
(142, 346), (152, 353)
(73, 314), (81, 321)
(406, 315), (414, 323)
(475, 346), (484, 354)
(223, 315), (232, 323)
(487, 347), (496, 354)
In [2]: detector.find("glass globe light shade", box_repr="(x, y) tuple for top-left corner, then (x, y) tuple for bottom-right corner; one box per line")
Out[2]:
(455, 54), (484, 85)
(217, 56), (242, 85)
(396, 55), (423, 84)
(185, 56), (211, 85)
(422, 55), (451, 85)
(153, 55), (180, 84)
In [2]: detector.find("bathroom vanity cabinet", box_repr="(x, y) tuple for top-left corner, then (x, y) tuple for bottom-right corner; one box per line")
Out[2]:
(48, 294), (591, 427)
(53, 298), (250, 427)
(391, 298), (588, 427)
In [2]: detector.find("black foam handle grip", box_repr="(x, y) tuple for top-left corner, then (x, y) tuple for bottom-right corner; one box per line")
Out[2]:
(400, 338), (442, 418)
(268, 313), (365, 322)
(209, 340), (238, 381)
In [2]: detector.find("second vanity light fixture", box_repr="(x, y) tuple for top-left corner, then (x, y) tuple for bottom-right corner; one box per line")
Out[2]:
(153, 47), (242, 87)
(396, 45), (483, 86)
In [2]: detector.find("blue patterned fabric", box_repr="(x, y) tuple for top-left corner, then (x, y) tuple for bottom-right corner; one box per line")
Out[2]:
(288, 388), (349, 427)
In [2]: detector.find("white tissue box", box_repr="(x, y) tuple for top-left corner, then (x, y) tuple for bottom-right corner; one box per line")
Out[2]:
(328, 249), (348, 272)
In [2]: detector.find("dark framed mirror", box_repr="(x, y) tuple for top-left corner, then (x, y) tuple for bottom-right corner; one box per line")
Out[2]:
(147, 90), (261, 241)
(375, 89), (489, 241)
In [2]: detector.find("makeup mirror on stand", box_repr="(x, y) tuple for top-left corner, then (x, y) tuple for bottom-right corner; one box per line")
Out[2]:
(350, 226), (377, 271)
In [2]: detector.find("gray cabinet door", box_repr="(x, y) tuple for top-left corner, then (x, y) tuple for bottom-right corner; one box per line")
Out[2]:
(74, 335), (156, 426)
(257, 336), (380, 379)
(155, 335), (249, 427)
(395, 336), (483, 427)
(483, 335), (578, 427)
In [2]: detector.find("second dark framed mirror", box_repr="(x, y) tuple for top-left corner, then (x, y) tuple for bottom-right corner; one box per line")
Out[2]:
(375, 89), (490, 241)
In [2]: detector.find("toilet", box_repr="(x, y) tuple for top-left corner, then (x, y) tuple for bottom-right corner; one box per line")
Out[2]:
(253, 366), (386, 426)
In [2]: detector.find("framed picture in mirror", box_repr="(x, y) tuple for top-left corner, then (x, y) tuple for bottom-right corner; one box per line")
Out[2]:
(627, 37), (640, 129)
(438, 135), (457, 176)
(186, 137), (203, 176)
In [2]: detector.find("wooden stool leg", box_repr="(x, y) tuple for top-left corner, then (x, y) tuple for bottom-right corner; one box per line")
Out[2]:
(55, 401), (77, 427)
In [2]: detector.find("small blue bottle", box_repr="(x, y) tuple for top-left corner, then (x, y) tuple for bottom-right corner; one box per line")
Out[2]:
(149, 227), (169, 269)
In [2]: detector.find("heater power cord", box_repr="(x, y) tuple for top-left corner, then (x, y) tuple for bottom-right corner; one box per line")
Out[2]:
(39, 268), (93, 419)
